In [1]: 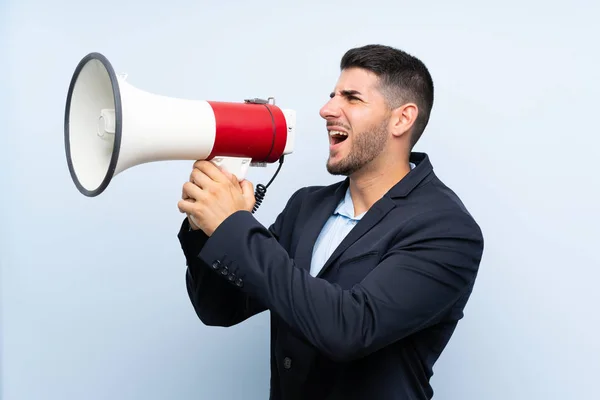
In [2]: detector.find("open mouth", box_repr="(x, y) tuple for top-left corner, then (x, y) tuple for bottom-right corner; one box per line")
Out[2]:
(329, 130), (348, 146)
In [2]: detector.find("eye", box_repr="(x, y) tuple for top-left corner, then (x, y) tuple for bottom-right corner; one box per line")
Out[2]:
(345, 95), (363, 103)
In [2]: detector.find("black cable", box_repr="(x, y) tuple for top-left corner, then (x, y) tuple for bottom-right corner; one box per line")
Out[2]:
(252, 155), (284, 214)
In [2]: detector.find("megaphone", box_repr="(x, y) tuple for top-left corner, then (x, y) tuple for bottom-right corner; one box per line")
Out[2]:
(64, 52), (296, 212)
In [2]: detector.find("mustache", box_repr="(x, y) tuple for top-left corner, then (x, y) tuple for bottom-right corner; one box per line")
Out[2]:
(326, 121), (351, 131)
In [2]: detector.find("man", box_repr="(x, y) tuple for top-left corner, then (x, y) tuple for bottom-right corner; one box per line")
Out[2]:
(177, 44), (484, 400)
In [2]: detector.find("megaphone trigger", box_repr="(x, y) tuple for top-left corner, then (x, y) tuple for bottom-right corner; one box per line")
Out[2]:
(64, 52), (296, 215)
(210, 156), (252, 182)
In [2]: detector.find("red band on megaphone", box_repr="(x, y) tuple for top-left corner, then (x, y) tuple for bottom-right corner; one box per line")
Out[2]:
(207, 101), (288, 163)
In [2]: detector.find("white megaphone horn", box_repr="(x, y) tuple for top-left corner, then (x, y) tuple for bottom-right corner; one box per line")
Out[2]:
(64, 52), (296, 213)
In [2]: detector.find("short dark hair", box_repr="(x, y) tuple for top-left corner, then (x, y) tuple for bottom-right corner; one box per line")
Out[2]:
(340, 44), (434, 149)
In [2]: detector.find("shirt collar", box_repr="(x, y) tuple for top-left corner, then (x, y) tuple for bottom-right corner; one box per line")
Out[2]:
(333, 187), (364, 220)
(333, 162), (415, 221)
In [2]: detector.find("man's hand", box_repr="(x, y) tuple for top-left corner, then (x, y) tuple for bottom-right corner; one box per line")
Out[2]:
(178, 160), (256, 236)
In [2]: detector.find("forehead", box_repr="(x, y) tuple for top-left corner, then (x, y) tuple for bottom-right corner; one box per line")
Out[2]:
(333, 67), (381, 95)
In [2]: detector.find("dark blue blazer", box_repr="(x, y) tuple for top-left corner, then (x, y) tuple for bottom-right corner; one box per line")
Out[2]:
(178, 152), (484, 400)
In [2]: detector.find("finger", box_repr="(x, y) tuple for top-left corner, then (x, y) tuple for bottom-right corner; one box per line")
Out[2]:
(229, 173), (241, 190)
(182, 190), (196, 201)
(177, 199), (195, 214)
(183, 179), (195, 200)
(192, 160), (211, 169)
(190, 168), (213, 190)
(182, 181), (204, 201)
(240, 180), (256, 210)
(240, 179), (254, 197)
(193, 160), (229, 183)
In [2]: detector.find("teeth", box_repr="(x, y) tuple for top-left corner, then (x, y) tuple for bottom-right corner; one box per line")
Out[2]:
(328, 130), (348, 137)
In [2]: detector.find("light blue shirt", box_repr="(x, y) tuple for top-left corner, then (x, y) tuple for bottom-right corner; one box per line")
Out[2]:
(309, 186), (365, 276)
(309, 163), (415, 277)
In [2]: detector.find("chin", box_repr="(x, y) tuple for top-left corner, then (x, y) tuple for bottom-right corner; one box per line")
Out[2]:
(326, 159), (352, 176)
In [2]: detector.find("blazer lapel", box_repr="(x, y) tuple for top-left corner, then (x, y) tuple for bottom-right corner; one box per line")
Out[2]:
(309, 152), (433, 278)
(293, 181), (348, 273)
(316, 195), (396, 278)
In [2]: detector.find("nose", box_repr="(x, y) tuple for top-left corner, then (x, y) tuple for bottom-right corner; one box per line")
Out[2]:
(319, 96), (341, 120)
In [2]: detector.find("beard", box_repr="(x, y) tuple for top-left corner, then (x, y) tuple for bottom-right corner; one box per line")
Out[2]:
(326, 118), (389, 176)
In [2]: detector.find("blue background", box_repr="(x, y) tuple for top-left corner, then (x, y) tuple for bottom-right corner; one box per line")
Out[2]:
(1, 1), (599, 399)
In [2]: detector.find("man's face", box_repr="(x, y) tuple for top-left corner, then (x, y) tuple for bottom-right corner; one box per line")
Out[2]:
(319, 67), (391, 176)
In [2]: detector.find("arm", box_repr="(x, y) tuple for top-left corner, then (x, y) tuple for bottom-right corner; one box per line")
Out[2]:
(177, 188), (302, 327)
(195, 207), (484, 362)
(178, 218), (265, 326)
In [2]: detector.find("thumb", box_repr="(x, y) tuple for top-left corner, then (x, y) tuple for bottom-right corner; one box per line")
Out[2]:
(219, 166), (237, 185)
(229, 173), (241, 190)
(240, 180), (256, 209)
(240, 179), (254, 197)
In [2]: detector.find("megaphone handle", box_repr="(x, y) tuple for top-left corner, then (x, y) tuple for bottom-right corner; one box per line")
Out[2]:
(188, 156), (253, 229)
(188, 215), (200, 230)
(210, 156), (252, 182)
(187, 155), (284, 228)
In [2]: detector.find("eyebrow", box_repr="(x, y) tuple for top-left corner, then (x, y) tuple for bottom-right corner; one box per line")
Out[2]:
(330, 89), (363, 98)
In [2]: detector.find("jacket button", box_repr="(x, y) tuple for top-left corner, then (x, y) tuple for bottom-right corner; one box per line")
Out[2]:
(235, 278), (243, 287)
(211, 260), (220, 270)
(283, 357), (292, 369)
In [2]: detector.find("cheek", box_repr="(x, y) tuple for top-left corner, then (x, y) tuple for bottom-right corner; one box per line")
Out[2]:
(345, 108), (373, 130)
(347, 110), (383, 134)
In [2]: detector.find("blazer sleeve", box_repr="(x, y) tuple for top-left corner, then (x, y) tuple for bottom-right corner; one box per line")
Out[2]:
(177, 188), (303, 327)
(195, 206), (484, 362)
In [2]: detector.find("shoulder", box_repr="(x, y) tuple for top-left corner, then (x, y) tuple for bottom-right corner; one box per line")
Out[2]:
(397, 173), (484, 253)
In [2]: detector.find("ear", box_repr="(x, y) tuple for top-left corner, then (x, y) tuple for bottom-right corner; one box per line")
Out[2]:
(389, 103), (418, 139)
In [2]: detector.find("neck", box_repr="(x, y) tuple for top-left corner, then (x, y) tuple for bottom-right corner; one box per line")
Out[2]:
(348, 154), (411, 216)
